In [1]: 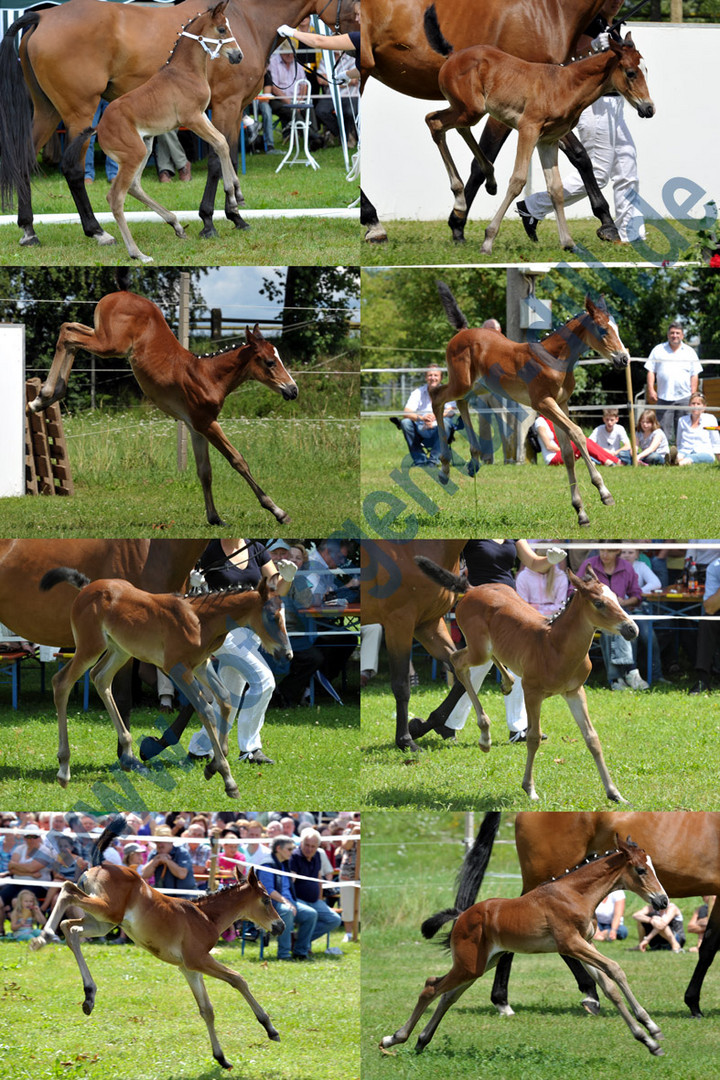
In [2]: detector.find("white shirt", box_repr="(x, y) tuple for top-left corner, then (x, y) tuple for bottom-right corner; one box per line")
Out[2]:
(595, 889), (625, 924)
(644, 341), (702, 401)
(404, 385), (457, 424)
(534, 416), (559, 465)
(676, 414), (720, 457)
(590, 423), (629, 454)
(628, 559), (662, 595)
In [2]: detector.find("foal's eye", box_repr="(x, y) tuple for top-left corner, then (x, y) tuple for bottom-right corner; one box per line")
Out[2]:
(635, 867), (646, 876)
(265, 357), (276, 367)
(626, 69), (636, 80)
(593, 600), (606, 610)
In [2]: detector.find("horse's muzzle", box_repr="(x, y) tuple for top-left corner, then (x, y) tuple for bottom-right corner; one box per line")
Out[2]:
(637, 101), (655, 119)
(611, 352), (630, 370)
(650, 891), (669, 911)
(271, 918), (286, 936)
(620, 620), (639, 641)
(228, 47), (243, 65)
(281, 382), (299, 400)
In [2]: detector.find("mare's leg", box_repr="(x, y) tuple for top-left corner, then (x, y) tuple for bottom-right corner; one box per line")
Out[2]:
(537, 142), (575, 251)
(450, 118), (511, 243)
(380, 970), (475, 1050)
(361, 188), (387, 243)
(685, 901), (720, 1017)
(540, 397), (614, 524)
(490, 952), (517, 1017)
(189, 422), (290, 526)
(198, 103), (248, 237)
(559, 131), (619, 242)
(481, 126), (540, 255)
(57, 114), (116, 245)
(384, 624), (416, 752)
(563, 686), (625, 802)
(89, 642), (147, 775)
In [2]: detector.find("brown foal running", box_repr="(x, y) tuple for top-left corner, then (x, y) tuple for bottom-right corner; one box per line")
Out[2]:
(27, 276), (298, 526)
(415, 557), (639, 803)
(424, 6), (654, 252)
(39, 567), (292, 797)
(30, 818), (285, 1070)
(382, 836), (668, 1058)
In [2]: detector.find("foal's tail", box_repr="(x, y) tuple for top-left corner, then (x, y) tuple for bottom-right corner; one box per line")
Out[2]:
(414, 555), (469, 595)
(39, 567), (92, 593)
(436, 280), (468, 331)
(422, 813), (502, 939)
(60, 127), (97, 180)
(91, 815), (127, 866)
(424, 4), (453, 57)
(0, 13), (41, 210)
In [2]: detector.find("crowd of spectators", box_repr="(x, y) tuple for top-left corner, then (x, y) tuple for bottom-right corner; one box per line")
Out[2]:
(0, 812), (360, 955)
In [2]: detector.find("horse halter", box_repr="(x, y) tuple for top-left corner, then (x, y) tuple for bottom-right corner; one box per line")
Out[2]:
(180, 25), (241, 60)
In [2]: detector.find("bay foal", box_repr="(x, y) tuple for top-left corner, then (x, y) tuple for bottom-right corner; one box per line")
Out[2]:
(30, 818), (285, 1070)
(424, 6), (654, 252)
(27, 274), (298, 526)
(40, 567), (293, 797)
(433, 282), (630, 527)
(61, 3), (243, 263)
(415, 557), (639, 802)
(381, 837), (668, 1058)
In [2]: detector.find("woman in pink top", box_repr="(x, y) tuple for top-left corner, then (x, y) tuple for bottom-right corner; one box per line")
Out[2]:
(515, 558), (569, 618)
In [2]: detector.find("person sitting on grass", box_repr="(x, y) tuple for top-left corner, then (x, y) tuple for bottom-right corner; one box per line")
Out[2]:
(618, 408), (669, 465)
(590, 407), (631, 460)
(673, 392), (720, 465)
(9, 890), (46, 941)
(532, 414), (620, 466)
(632, 899), (685, 953)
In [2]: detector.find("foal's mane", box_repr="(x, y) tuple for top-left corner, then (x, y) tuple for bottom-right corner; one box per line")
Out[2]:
(194, 340), (255, 361)
(164, 10), (212, 66)
(192, 876), (247, 911)
(539, 847), (623, 886)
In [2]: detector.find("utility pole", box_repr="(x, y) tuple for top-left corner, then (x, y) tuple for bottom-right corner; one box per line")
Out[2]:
(177, 272), (189, 471)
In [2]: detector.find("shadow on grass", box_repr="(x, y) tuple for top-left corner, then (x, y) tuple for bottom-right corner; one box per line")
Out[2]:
(362, 784), (520, 811)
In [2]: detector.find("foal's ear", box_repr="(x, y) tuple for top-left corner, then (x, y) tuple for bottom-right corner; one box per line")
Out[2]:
(211, 1), (229, 17)
(258, 574), (269, 601)
(245, 323), (262, 342)
(623, 32), (635, 49)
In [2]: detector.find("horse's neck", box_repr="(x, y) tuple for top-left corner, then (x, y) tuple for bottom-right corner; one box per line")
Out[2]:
(204, 344), (257, 395)
(191, 591), (256, 640)
(562, 852), (626, 911)
(540, 316), (590, 367)
(564, 50), (619, 110)
(166, 30), (212, 79)
(198, 883), (252, 932)
(546, 591), (595, 653)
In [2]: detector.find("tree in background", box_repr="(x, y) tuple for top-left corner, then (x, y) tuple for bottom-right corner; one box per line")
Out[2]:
(0, 268), (207, 410)
(260, 266), (359, 364)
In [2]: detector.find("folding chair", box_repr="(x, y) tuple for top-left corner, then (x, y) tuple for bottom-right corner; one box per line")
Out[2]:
(276, 79), (320, 172)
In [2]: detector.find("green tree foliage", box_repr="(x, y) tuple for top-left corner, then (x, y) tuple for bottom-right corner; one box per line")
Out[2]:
(629, 1), (720, 21)
(259, 266), (359, 364)
(0, 268), (207, 410)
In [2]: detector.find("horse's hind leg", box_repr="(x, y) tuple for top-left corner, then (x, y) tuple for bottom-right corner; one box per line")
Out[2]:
(124, 137), (187, 243)
(51, 649), (103, 786)
(90, 643), (147, 775)
(456, 126), (497, 196)
(415, 981), (474, 1052)
(425, 106), (480, 222)
(449, 118), (511, 243)
(27, 321), (94, 413)
(380, 970), (471, 1050)
(456, 397), (483, 477)
(193, 422), (290, 526)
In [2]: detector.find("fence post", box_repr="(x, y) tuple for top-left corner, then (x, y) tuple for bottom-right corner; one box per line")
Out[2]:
(211, 307), (223, 339)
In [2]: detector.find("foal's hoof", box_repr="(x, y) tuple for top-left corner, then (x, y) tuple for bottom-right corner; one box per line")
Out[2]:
(94, 230), (116, 246)
(437, 471), (449, 486)
(601, 492), (615, 506)
(364, 224), (388, 243)
(225, 784), (240, 799)
(174, 226), (187, 239)
(466, 458), (481, 477)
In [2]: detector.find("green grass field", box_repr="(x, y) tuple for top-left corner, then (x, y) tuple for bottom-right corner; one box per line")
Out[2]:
(360, 419), (719, 537)
(360, 666), (720, 810)
(361, 217), (701, 267)
(0, 154), (360, 267)
(362, 811), (718, 1080)
(2, 404), (360, 537)
(0, 662), (360, 810)
(0, 931), (359, 1080)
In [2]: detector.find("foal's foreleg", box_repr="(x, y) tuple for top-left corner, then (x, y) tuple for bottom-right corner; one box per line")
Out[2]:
(193, 422), (290, 526)
(519, 690), (543, 801)
(577, 954), (663, 1055)
(27, 322), (96, 413)
(185, 952), (280, 1063)
(541, 397), (614, 524)
(451, 646), (492, 751)
(190, 115), (242, 212)
(168, 664), (239, 798)
(563, 687), (625, 803)
(481, 126), (540, 255)
(181, 967), (232, 1070)
(537, 142), (575, 251)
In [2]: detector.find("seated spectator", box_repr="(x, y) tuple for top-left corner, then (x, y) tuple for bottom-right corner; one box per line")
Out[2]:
(618, 409), (669, 465)
(288, 829), (342, 952)
(533, 415), (620, 466)
(155, 130), (191, 183)
(122, 841), (146, 874)
(396, 365), (463, 468)
(632, 900), (685, 953)
(515, 552), (569, 618)
(577, 547), (648, 690)
(9, 890), (46, 941)
(621, 547), (665, 683)
(687, 895), (715, 952)
(674, 393), (720, 464)
(590, 407), (631, 460)
(139, 826), (197, 891)
(180, 825), (211, 876)
(265, 41), (323, 150)
(594, 890), (628, 941)
(0, 824), (54, 914)
(689, 553), (720, 695)
(315, 51), (358, 146)
(258, 835), (317, 960)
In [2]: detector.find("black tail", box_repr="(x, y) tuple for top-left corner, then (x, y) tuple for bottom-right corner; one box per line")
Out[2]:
(437, 281), (468, 331)
(0, 13), (41, 210)
(422, 813), (502, 939)
(40, 567), (91, 592)
(414, 555), (469, 595)
(60, 127), (96, 180)
(424, 3), (453, 57)
(91, 816), (126, 866)
(116, 268), (132, 293)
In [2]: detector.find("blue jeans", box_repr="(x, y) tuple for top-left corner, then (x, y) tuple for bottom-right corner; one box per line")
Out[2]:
(599, 630), (635, 684)
(85, 100), (118, 180)
(618, 450), (666, 465)
(274, 899), (317, 959)
(400, 416), (461, 465)
(680, 451), (715, 463)
(305, 898), (342, 944)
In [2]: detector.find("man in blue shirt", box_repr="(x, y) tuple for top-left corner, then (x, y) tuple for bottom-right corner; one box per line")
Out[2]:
(288, 830), (342, 950)
(139, 827), (197, 891)
(258, 836), (316, 960)
(690, 556), (720, 695)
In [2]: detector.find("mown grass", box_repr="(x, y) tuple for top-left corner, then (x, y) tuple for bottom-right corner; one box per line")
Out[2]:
(0, 931), (359, 1080)
(360, 419), (719, 537)
(0, 663), (360, 810)
(362, 811), (718, 1080)
(360, 670), (720, 811)
(361, 217), (701, 267)
(0, 154), (361, 266)
(1, 405), (360, 537)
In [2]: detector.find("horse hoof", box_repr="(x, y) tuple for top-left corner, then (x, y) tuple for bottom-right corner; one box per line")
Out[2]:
(94, 230), (116, 246)
(139, 736), (166, 762)
(466, 459), (480, 477)
(226, 785), (240, 799)
(175, 227), (187, 239)
(233, 218), (251, 231)
(276, 509), (291, 524)
(581, 997), (601, 1016)
(57, 775), (69, 788)
(601, 493), (615, 506)
(650, 1046), (665, 1057)
(597, 224), (621, 243)
(478, 741), (491, 753)
(437, 471), (449, 486)
(486, 179), (497, 196)
(364, 224), (388, 243)
(204, 761), (218, 780)
(199, 223), (219, 239)
(19, 233), (40, 247)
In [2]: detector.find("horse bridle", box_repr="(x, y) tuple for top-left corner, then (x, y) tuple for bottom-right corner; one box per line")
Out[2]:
(180, 17), (242, 60)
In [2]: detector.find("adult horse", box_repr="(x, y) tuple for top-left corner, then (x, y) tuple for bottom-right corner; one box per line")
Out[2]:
(0, 538), (206, 761)
(0, 0), (353, 247)
(360, 0), (622, 244)
(360, 539), (466, 752)
(436, 812), (720, 1021)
